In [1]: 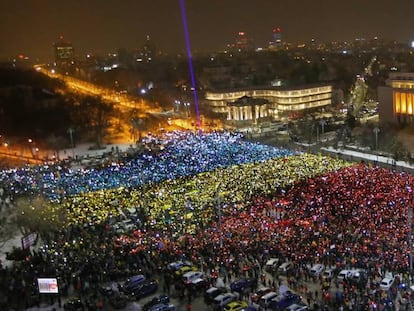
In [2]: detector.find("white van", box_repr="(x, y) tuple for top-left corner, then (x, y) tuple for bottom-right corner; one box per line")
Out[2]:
(182, 271), (204, 285)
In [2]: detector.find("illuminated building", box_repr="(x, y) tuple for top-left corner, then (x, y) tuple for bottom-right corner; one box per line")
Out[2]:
(378, 72), (414, 124)
(227, 96), (270, 126)
(231, 31), (254, 52)
(53, 36), (74, 66)
(205, 84), (332, 127)
(268, 27), (282, 50)
(134, 35), (157, 63)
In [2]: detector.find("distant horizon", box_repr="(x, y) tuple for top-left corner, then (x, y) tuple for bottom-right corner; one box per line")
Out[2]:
(1, 35), (412, 64)
(1, 0), (414, 61)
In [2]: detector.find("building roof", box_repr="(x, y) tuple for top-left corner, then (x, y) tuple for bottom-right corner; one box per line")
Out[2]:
(227, 95), (269, 107)
(207, 83), (332, 94)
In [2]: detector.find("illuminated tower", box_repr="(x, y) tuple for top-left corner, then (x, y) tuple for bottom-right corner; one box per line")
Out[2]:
(53, 35), (75, 66)
(269, 27), (282, 50)
(141, 35), (156, 62)
(235, 31), (254, 52)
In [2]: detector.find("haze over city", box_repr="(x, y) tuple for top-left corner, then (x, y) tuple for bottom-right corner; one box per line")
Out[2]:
(1, 0), (414, 60)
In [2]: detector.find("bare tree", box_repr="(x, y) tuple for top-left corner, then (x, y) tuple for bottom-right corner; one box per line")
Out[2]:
(14, 196), (65, 238)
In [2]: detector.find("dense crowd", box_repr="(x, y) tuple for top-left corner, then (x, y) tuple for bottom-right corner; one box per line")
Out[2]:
(0, 131), (296, 201)
(0, 130), (413, 310)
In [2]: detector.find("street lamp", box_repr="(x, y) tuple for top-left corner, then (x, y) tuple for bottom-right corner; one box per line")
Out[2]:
(320, 119), (327, 141)
(373, 127), (380, 163)
(3, 142), (8, 156)
(67, 128), (75, 159)
(184, 102), (190, 118)
(174, 100), (181, 113)
(28, 138), (36, 158)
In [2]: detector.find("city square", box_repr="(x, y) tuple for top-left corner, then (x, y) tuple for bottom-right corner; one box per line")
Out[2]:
(0, 130), (413, 311)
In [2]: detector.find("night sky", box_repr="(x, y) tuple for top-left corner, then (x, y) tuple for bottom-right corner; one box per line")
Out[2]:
(1, 0), (414, 61)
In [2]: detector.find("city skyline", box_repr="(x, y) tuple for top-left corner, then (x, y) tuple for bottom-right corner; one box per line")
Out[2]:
(1, 0), (414, 61)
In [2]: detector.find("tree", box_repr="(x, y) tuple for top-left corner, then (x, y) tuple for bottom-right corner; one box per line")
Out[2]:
(80, 96), (114, 148)
(389, 140), (406, 161)
(0, 207), (18, 249)
(14, 196), (65, 238)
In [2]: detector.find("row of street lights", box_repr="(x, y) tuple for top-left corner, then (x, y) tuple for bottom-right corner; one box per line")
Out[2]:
(174, 100), (191, 118)
(0, 136), (40, 161)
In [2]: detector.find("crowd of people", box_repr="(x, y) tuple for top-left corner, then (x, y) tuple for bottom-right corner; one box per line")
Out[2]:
(0, 131), (296, 201)
(0, 130), (413, 310)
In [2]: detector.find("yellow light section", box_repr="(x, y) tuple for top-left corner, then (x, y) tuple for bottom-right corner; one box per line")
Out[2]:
(401, 92), (407, 114)
(394, 91), (400, 113)
(391, 81), (414, 89)
(408, 93), (413, 115)
(394, 91), (414, 115)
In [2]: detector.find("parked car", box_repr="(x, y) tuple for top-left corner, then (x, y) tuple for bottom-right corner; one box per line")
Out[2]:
(167, 260), (192, 272)
(321, 268), (336, 281)
(251, 287), (272, 303)
(265, 258), (280, 272)
(143, 295), (170, 311)
(175, 265), (198, 277)
(380, 276), (396, 291)
(278, 262), (294, 274)
(182, 271), (204, 285)
(285, 303), (309, 311)
(230, 278), (257, 294)
(309, 264), (325, 277)
(224, 300), (248, 311)
(205, 286), (227, 305)
(148, 303), (175, 311)
(268, 291), (301, 310)
(121, 274), (146, 294)
(259, 292), (279, 309)
(130, 280), (158, 299)
(99, 282), (119, 297)
(213, 292), (238, 310)
(337, 269), (353, 282)
(349, 269), (368, 286)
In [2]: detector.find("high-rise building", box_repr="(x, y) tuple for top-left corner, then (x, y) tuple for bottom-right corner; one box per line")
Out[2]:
(53, 36), (75, 66)
(141, 35), (156, 62)
(134, 35), (157, 63)
(235, 31), (254, 52)
(268, 27), (282, 50)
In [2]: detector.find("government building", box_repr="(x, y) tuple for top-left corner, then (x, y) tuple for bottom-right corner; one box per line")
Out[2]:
(204, 84), (333, 130)
(378, 72), (414, 124)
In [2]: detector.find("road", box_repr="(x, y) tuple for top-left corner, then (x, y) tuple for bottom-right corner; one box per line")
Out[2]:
(34, 66), (162, 118)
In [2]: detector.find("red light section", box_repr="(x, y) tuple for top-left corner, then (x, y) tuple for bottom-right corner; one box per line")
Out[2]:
(273, 27), (281, 33)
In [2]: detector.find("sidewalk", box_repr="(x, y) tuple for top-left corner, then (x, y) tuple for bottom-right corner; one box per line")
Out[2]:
(58, 142), (134, 161)
(321, 146), (414, 173)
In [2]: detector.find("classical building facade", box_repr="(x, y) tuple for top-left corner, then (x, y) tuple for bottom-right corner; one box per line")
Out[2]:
(205, 84), (332, 128)
(226, 96), (270, 128)
(378, 72), (414, 124)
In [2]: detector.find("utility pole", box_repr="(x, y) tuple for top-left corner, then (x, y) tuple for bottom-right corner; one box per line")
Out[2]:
(67, 128), (75, 159)
(373, 127), (380, 164)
